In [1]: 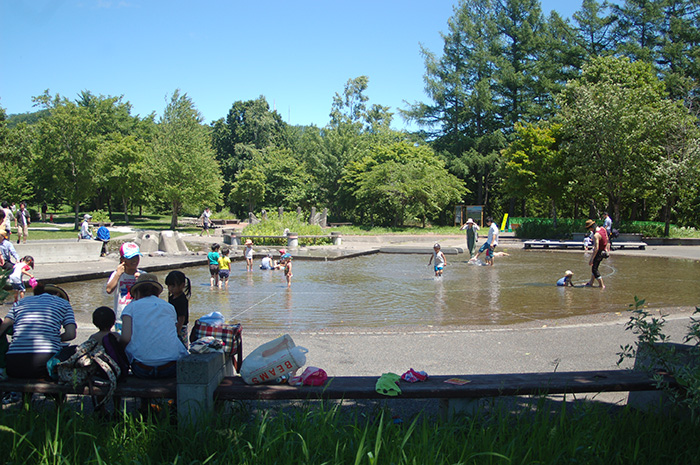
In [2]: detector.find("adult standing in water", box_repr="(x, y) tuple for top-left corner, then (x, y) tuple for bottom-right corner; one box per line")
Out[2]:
(460, 218), (480, 258)
(585, 219), (609, 289)
(474, 216), (499, 266)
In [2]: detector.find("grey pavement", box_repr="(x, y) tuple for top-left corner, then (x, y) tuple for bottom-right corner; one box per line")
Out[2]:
(14, 231), (700, 406)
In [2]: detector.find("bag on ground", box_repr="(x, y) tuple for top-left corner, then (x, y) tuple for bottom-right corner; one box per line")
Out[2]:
(240, 334), (308, 385)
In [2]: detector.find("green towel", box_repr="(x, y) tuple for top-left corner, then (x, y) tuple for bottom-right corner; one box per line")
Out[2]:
(375, 372), (402, 396)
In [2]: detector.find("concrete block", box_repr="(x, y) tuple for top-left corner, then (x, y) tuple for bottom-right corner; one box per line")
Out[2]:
(159, 230), (179, 254)
(174, 231), (189, 252)
(17, 240), (103, 263)
(177, 353), (227, 426)
(138, 231), (160, 254)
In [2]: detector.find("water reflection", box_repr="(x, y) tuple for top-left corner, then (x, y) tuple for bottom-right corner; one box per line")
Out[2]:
(57, 250), (700, 331)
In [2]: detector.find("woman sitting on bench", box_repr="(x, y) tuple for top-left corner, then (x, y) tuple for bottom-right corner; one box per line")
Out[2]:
(119, 274), (188, 379)
(0, 283), (76, 379)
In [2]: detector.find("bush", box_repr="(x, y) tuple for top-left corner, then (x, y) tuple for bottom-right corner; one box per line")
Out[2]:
(513, 218), (589, 239)
(242, 212), (330, 246)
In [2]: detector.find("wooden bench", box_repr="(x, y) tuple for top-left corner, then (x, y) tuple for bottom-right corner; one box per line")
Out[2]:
(0, 376), (176, 400)
(523, 240), (646, 250)
(0, 365), (673, 422)
(328, 222), (353, 227)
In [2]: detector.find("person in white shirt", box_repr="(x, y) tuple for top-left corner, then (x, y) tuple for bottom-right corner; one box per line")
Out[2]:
(474, 217), (499, 266)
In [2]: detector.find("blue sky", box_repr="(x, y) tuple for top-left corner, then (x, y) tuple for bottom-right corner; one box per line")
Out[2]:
(1, 0), (582, 130)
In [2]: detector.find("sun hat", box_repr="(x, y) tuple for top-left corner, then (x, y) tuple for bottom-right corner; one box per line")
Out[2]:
(43, 284), (70, 301)
(466, 218), (474, 224)
(565, 270), (573, 277)
(120, 242), (142, 259)
(279, 249), (286, 255)
(129, 273), (163, 295)
(83, 214), (92, 220)
(245, 239), (253, 245)
(584, 219), (596, 230)
(281, 253), (292, 260)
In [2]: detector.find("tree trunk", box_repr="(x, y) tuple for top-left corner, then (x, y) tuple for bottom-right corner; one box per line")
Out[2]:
(663, 198), (674, 237)
(73, 200), (80, 231)
(170, 201), (180, 230)
(551, 199), (558, 229)
(122, 197), (129, 224)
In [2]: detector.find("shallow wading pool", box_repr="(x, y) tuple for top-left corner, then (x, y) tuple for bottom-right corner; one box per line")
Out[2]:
(57, 249), (700, 331)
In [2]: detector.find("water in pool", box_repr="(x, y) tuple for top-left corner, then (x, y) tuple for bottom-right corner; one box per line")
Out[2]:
(60, 249), (700, 331)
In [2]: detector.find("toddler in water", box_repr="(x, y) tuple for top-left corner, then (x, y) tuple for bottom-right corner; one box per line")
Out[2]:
(218, 248), (231, 288)
(9, 256), (34, 302)
(281, 253), (293, 288)
(165, 271), (191, 345)
(428, 243), (447, 277)
(244, 240), (254, 272)
(557, 270), (574, 287)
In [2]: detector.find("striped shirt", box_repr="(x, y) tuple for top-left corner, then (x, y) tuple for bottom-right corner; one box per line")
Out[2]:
(5, 294), (76, 354)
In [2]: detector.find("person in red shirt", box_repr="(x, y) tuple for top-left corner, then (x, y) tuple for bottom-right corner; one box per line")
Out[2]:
(585, 219), (609, 289)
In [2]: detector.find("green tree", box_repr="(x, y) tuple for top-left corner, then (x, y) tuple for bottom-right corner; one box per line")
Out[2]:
(344, 142), (467, 227)
(32, 91), (99, 228)
(573, 0), (616, 57)
(150, 90), (223, 229)
(211, 97), (288, 208)
(500, 123), (566, 223)
(558, 56), (694, 223)
(0, 107), (34, 203)
(229, 166), (266, 214)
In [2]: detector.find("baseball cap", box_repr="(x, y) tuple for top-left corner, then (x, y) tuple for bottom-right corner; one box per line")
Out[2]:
(120, 242), (142, 259)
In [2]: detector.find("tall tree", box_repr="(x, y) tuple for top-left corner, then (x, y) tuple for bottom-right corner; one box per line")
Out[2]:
(572, 0), (617, 58)
(558, 56), (694, 223)
(150, 90), (223, 229)
(211, 96), (287, 208)
(32, 91), (99, 228)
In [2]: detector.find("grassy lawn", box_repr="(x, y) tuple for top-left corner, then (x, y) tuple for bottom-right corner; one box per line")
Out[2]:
(1, 399), (697, 464)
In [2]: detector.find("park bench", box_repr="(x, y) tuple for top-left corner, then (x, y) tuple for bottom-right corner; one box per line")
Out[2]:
(0, 360), (674, 424)
(523, 240), (646, 250)
(328, 222), (353, 227)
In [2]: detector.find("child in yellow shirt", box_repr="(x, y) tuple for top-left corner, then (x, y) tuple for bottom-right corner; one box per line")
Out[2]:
(218, 248), (231, 289)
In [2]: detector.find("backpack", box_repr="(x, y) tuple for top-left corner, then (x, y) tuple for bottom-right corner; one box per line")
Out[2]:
(101, 332), (130, 381)
(56, 338), (122, 408)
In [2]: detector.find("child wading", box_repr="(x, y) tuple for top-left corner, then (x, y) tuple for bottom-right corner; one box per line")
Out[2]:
(428, 243), (447, 277)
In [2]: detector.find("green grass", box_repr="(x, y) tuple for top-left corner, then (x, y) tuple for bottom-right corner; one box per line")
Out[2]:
(1, 399), (698, 464)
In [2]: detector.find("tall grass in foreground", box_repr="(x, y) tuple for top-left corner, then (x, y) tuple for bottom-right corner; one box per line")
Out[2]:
(1, 399), (698, 464)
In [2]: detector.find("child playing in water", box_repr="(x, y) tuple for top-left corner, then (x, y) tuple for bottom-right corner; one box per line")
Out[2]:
(281, 253), (293, 288)
(165, 270), (191, 345)
(557, 270), (574, 287)
(9, 256), (34, 302)
(428, 243), (447, 277)
(218, 248), (231, 288)
(244, 240), (254, 272)
(208, 243), (220, 287)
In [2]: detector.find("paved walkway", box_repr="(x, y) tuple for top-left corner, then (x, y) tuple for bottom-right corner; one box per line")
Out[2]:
(13, 231), (700, 406)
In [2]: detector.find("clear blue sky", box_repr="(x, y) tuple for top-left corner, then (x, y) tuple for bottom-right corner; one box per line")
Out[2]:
(1, 0), (582, 130)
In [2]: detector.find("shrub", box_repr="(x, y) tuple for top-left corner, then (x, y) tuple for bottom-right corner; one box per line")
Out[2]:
(242, 212), (330, 246)
(618, 297), (700, 421)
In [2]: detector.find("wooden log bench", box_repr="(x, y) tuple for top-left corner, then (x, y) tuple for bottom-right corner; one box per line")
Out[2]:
(215, 369), (673, 417)
(0, 361), (674, 423)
